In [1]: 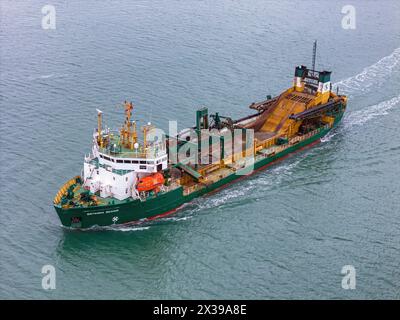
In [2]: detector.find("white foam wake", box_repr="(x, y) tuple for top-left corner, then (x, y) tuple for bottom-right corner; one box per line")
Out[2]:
(320, 128), (339, 142)
(201, 187), (252, 209)
(334, 47), (400, 95)
(26, 73), (69, 81)
(109, 226), (151, 232)
(344, 94), (400, 128)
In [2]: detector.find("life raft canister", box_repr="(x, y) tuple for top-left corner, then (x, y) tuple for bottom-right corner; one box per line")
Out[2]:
(136, 172), (165, 192)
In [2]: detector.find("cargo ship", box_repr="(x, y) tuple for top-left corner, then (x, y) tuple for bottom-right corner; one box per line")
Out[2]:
(54, 48), (347, 229)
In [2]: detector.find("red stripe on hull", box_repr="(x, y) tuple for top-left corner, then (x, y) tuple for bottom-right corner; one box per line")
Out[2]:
(146, 205), (184, 221)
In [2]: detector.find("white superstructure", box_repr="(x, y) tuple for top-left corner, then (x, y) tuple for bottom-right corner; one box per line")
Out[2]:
(82, 124), (168, 201)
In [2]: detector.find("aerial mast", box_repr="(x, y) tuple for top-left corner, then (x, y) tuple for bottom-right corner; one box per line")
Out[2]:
(96, 108), (103, 147)
(121, 101), (134, 147)
(312, 40), (317, 76)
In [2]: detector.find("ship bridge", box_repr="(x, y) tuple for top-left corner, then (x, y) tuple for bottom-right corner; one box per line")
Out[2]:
(91, 130), (167, 174)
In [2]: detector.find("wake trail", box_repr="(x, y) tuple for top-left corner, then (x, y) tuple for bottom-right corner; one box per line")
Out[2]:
(322, 94), (400, 142)
(334, 47), (400, 95)
(344, 94), (400, 128)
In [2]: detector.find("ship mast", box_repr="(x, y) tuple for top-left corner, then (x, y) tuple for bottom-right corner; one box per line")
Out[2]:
(120, 101), (136, 149)
(310, 40), (318, 79)
(96, 108), (103, 147)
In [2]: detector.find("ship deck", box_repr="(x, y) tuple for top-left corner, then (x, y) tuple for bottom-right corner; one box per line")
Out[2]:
(98, 132), (165, 159)
(57, 181), (182, 209)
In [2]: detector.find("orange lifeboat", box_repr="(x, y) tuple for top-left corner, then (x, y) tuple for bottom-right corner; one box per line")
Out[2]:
(136, 172), (165, 192)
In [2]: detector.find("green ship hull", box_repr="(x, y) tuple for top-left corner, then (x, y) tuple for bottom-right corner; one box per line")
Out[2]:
(54, 112), (344, 229)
